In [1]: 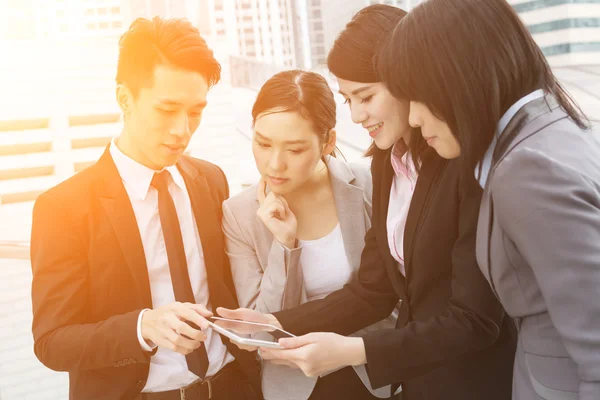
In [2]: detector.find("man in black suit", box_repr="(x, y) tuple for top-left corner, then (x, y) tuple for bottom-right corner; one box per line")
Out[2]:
(30, 17), (261, 400)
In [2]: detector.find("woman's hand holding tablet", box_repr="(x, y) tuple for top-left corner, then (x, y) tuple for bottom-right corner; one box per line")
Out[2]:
(209, 309), (294, 350)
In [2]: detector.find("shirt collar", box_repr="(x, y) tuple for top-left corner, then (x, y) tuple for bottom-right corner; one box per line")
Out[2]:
(476, 89), (545, 187)
(109, 138), (186, 200)
(390, 139), (417, 180)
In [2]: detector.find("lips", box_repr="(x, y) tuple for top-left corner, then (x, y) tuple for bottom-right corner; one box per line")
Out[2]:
(424, 137), (436, 145)
(268, 176), (288, 185)
(163, 144), (185, 152)
(365, 122), (383, 138)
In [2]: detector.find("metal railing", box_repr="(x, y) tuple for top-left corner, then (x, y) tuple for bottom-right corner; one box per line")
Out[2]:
(0, 240), (30, 260)
(0, 113), (117, 205)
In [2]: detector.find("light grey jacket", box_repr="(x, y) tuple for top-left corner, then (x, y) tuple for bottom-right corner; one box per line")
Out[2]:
(222, 156), (396, 399)
(476, 96), (600, 400)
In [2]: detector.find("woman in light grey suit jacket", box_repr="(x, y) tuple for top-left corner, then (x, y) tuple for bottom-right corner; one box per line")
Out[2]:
(377, 1), (600, 399)
(222, 70), (395, 400)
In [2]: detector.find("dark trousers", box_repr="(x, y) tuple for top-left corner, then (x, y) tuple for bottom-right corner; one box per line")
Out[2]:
(309, 366), (399, 400)
(212, 380), (258, 400)
(136, 361), (260, 400)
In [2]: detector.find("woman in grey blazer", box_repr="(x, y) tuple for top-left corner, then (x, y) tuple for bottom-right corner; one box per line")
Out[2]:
(377, 0), (600, 399)
(221, 70), (396, 400)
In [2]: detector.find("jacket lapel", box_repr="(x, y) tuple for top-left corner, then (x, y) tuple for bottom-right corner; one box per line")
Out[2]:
(376, 150), (407, 297)
(178, 159), (237, 309)
(478, 96), (567, 295)
(476, 187), (494, 285)
(403, 149), (445, 277)
(99, 148), (153, 308)
(177, 160), (262, 388)
(328, 158), (369, 274)
(378, 150), (395, 234)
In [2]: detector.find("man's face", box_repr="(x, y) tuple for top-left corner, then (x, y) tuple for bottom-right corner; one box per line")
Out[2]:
(118, 63), (209, 170)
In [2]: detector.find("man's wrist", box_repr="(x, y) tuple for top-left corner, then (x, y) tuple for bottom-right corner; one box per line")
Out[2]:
(137, 309), (157, 351)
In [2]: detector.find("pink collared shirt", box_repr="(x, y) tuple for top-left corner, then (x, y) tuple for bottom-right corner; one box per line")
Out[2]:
(386, 141), (418, 277)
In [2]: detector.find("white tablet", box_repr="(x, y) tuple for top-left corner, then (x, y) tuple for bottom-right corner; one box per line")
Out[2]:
(207, 317), (296, 349)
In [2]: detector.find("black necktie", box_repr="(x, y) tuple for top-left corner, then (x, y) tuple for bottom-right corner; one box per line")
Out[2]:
(151, 170), (209, 379)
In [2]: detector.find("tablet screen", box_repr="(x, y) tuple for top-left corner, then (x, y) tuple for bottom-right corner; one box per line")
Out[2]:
(208, 316), (295, 344)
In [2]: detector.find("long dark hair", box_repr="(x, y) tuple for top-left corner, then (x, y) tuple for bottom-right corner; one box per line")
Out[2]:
(377, 0), (590, 174)
(328, 4), (406, 83)
(252, 70), (339, 158)
(328, 4), (426, 161)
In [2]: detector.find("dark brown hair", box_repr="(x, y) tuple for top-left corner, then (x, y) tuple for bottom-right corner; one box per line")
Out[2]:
(116, 17), (221, 97)
(327, 4), (426, 161)
(328, 4), (406, 84)
(252, 70), (338, 158)
(378, 0), (590, 174)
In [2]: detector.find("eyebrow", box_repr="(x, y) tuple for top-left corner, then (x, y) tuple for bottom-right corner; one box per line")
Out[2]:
(339, 85), (373, 96)
(156, 99), (207, 108)
(255, 131), (310, 145)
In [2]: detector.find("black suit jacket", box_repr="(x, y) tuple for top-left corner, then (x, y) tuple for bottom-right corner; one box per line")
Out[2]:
(30, 148), (261, 400)
(275, 148), (517, 400)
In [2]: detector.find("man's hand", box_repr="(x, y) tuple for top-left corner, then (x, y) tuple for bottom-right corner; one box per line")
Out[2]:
(260, 333), (367, 377)
(141, 302), (213, 355)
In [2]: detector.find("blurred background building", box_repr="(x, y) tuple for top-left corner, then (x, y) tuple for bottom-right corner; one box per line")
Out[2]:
(0, 1), (598, 399)
(509, 0), (600, 124)
(510, 0), (600, 66)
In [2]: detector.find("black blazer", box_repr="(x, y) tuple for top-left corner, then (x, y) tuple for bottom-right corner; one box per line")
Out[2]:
(276, 148), (516, 400)
(30, 148), (261, 400)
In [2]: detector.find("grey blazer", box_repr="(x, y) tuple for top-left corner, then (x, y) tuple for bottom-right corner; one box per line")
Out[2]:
(222, 156), (396, 400)
(476, 96), (600, 400)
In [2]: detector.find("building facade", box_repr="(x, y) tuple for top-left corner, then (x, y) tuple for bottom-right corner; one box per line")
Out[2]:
(510, 0), (600, 66)
(211, 0), (297, 68)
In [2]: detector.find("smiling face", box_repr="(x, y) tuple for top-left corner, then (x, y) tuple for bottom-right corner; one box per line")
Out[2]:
(409, 101), (461, 159)
(337, 78), (411, 150)
(116, 63), (209, 170)
(252, 110), (334, 195)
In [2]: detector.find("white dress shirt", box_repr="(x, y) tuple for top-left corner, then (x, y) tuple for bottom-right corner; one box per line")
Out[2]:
(476, 89), (545, 188)
(386, 140), (418, 277)
(109, 139), (234, 393)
